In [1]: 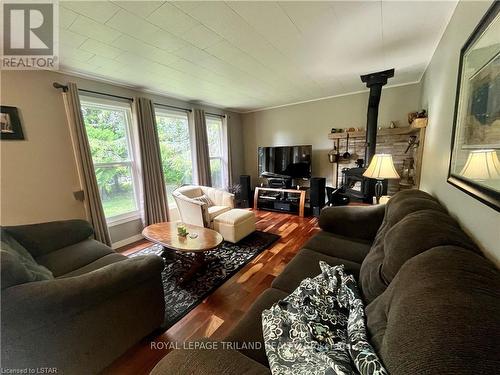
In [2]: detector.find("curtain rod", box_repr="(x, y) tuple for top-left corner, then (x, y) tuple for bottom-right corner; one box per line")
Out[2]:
(154, 104), (225, 117)
(53, 82), (133, 102)
(154, 102), (192, 112)
(206, 112), (226, 118)
(54, 82), (226, 117)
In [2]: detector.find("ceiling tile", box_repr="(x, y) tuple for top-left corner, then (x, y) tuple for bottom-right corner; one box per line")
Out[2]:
(171, 1), (203, 14)
(80, 39), (123, 59)
(60, 6), (78, 29)
(112, 34), (179, 65)
(69, 16), (121, 44)
(112, 1), (165, 18)
(59, 29), (87, 48)
(227, 2), (300, 42)
(87, 55), (119, 69)
(180, 25), (222, 50)
(147, 2), (199, 35)
(60, 47), (95, 63)
(61, 1), (120, 24)
(106, 9), (159, 40)
(147, 32), (189, 53)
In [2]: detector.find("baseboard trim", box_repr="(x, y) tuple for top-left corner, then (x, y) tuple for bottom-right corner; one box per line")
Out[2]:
(112, 234), (144, 250)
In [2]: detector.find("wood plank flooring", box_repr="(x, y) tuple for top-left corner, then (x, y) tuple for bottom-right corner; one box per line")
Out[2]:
(102, 210), (319, 375)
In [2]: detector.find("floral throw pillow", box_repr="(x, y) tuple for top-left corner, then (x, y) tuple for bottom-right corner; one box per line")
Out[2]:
(262, 262), (387, 375)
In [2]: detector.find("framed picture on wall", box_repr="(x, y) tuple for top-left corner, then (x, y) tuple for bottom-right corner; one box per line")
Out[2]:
(448, 2), (500, 212)
(0, 106), (24, 140)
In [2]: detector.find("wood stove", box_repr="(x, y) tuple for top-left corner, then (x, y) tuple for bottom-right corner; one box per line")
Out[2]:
(342, 69), (394, 203)
(342, 167), (387, 203)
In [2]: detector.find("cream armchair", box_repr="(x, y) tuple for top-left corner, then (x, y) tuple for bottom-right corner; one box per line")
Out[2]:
(172, 185), (235, 228)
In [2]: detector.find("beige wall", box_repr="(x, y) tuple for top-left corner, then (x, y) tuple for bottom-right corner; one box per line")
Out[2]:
(1, 71), (85, 224)
(0, 70), (244, 243)
(419, 0), (499, 266)
(241, 83), (421, 187)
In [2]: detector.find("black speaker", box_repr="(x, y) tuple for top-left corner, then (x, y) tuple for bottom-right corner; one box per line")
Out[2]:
(310, 177), (326, 216)
(240, 175), (251, 208)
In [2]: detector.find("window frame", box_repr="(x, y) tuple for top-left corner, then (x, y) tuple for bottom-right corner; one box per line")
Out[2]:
(80, 97), (142, 225)
(205, 114), (227, 189)
(154, 107), (196, 205)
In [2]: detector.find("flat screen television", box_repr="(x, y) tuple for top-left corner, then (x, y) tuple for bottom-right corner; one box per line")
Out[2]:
(258, 145), (312, 179)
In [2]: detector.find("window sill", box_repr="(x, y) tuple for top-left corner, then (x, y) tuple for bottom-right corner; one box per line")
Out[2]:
(107, 212), (142, 227)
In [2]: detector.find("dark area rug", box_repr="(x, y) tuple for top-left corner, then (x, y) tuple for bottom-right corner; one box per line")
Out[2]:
(129, 230), (280, 329)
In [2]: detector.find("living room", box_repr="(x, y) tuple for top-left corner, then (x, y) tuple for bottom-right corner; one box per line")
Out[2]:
(1, 1), (499, 374)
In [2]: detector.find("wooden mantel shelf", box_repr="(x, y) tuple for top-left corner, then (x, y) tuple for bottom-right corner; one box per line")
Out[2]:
(328, 126), (419, 140)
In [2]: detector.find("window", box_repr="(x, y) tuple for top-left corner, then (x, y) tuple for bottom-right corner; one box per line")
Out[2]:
(155, 109), (194, 207)
(206, 115), (226, 189)
(81, 98), (140, 223)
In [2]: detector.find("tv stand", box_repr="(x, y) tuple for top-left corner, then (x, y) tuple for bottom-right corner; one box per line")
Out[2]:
(253, 187), (307, 217)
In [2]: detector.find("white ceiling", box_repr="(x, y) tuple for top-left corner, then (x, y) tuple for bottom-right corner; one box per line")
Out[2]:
(58, 1), (458, 112)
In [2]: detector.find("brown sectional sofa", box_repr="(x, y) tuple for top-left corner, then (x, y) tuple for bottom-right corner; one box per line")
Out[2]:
(1, 220), (165, 374)
(152, 189), (500, 374)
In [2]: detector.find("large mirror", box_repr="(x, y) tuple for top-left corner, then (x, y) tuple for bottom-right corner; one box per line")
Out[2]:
(448, 2), (500, 211)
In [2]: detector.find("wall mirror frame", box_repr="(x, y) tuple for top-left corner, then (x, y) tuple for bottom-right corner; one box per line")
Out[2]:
(448, 1), (500, 212)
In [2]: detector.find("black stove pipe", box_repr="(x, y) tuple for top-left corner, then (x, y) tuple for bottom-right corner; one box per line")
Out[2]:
(360, 69), (395, 164)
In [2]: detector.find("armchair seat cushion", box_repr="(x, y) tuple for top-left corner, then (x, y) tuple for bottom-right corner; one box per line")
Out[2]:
(36, 238), (114, 277)
(208, 205), (232, 221)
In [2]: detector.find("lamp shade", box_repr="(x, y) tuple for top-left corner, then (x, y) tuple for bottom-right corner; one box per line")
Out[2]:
(460, 150), (500, 180)
(363, 154), (400, 179)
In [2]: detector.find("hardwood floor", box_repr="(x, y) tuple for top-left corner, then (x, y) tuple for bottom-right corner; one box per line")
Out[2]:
(102, 210), (319, 375)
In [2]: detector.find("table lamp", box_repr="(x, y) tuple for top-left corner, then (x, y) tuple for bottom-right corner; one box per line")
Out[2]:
(363, 154), (400, 203)
(460, 150), (500, 180)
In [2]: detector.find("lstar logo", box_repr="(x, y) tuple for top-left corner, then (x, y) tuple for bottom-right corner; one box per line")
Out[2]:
(2, 0), (59, 70)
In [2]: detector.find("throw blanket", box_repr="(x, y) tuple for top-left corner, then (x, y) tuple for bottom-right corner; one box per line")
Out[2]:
(262, 262), (387, 375)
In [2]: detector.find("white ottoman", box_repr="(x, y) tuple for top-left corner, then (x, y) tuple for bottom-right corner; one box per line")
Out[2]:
(213, 209), (256, 243)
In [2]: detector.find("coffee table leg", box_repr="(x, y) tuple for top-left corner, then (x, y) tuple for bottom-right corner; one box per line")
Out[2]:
(179, 252), (206, 285)
(160, 246), (177, 262)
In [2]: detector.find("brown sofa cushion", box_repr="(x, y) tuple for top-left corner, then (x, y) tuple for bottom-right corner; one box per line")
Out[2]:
(1, 231), (53, 288)
(4, 220), (94, 257)
(36, 238), (115, 277)
(301, 231), (371, 263)
(366, 246), (500, 374)
(225, 288), (288, 366)
(360, 191), (447, 303)
(381, 210), (478, 283)
(59, 253), (127, 278)
(271, 248), (361, 294)
(151, 339), (270, 375)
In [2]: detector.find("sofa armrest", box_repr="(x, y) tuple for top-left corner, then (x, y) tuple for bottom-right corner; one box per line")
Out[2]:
(318, 204), (385, 241)
(1, 254), (164, 325)
(3, 219), (94, 257)
(150, 342), (270, 375)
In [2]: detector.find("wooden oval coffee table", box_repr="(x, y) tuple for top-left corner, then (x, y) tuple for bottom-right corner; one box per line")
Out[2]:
(142, 222), (223, 284)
